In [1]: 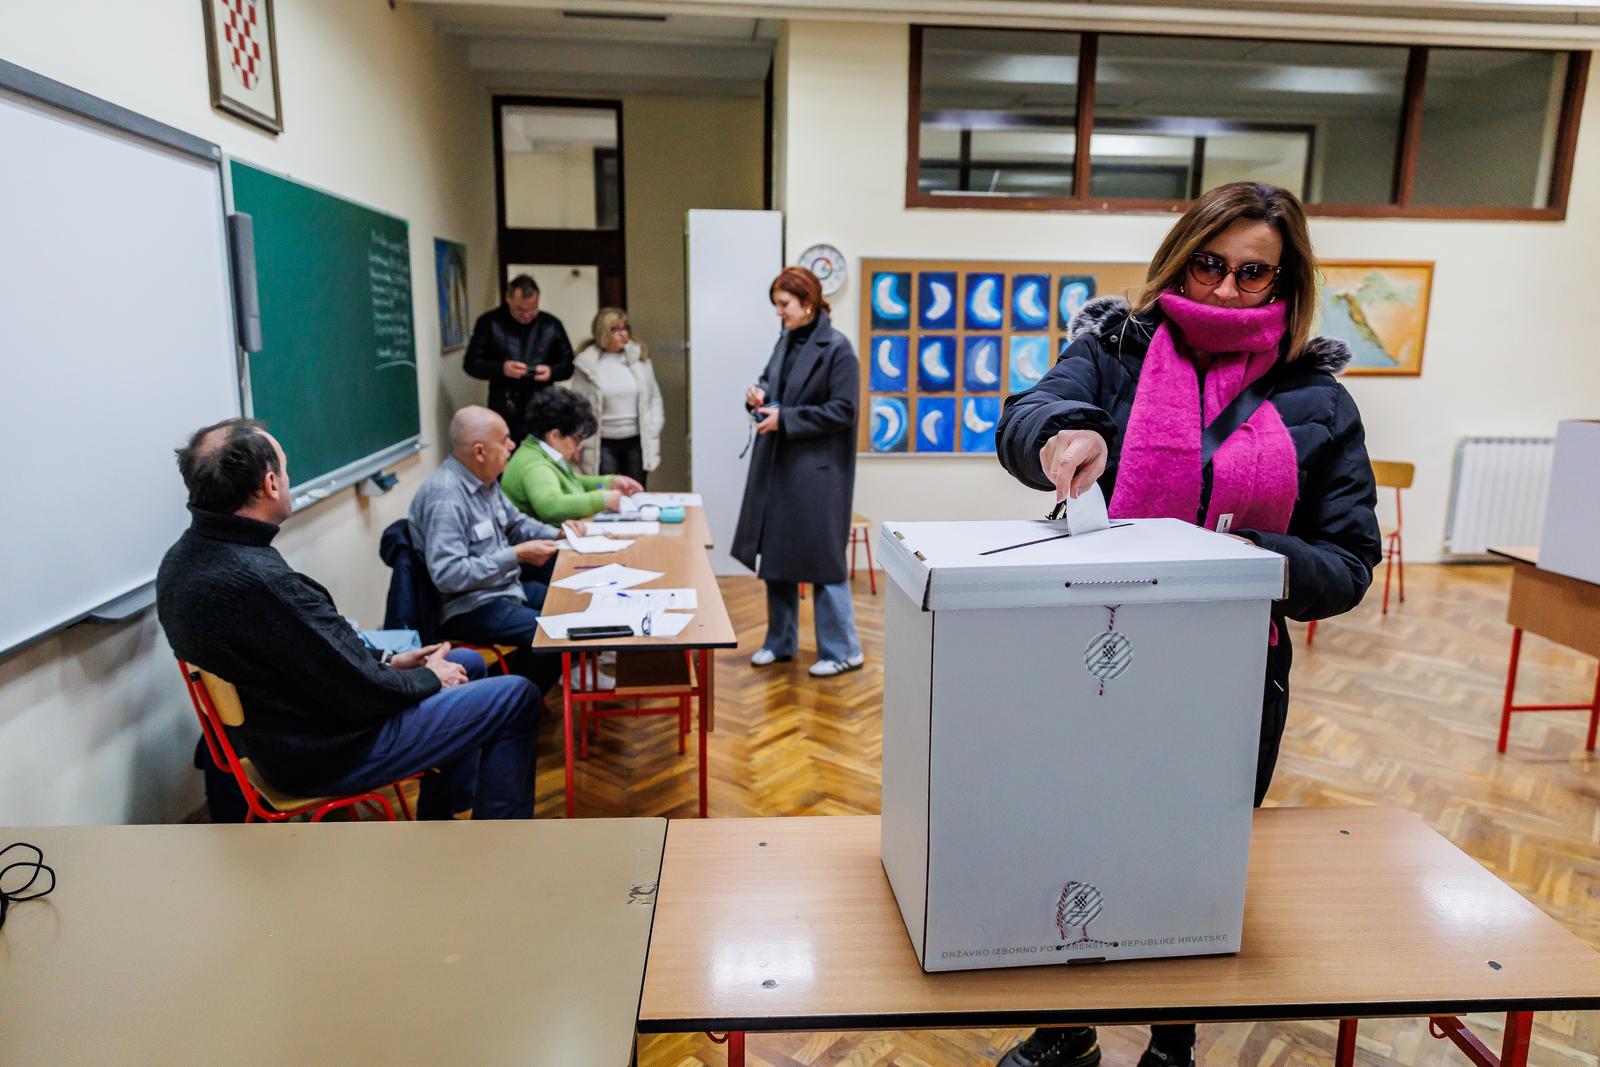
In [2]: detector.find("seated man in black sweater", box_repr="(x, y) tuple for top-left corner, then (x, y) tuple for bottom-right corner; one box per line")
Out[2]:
(156, 418), (539, 819)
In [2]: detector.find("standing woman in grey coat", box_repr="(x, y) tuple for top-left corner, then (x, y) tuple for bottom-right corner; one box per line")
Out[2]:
(731, 267), (865, 678)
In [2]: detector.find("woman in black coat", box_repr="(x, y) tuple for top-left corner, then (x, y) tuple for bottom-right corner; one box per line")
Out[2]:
(993, 183), (1381, 1067)
(731, 267), (864, 678)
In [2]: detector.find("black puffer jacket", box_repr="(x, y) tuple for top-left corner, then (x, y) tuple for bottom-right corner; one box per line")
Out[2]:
(997, 295), (1382, 803)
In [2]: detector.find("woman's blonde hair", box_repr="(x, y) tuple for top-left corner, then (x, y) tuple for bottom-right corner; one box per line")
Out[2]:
(1133, 182), (1319, 361)
(590, 307), (646, 359)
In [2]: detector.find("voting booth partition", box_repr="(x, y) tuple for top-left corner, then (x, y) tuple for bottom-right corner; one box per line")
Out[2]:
(877, 519), (1286, 973)
(1538, 419), (1600, 586)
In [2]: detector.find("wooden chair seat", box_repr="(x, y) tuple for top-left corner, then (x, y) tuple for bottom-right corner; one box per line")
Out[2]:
(236, 757), (338, 812)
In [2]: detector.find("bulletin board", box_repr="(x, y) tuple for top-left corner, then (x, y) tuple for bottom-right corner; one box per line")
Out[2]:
(858, 259), (1146, 456)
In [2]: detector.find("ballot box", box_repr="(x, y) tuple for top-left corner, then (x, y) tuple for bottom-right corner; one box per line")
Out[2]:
(1539, 420), (1600, 586)
(877, 518), (1286, 973)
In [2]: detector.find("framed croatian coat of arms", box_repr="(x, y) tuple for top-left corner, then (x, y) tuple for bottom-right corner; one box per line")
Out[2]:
(202, 0), (283, 134)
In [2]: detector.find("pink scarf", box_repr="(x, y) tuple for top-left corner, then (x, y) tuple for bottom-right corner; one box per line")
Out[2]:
(1107, 291), (1298, 536)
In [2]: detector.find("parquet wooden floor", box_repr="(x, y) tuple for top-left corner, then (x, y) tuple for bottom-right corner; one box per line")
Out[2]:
(529, 563), (1600, 1067)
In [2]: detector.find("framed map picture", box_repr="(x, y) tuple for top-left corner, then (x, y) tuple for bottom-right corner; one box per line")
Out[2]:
(202, 0), (283, 134)
(1315, 261), (1433, 376)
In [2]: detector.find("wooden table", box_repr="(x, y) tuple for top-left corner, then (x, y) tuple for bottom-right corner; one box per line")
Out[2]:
(0, 818), (666, 1066)
(534, 530), (738, 818)
(601, 505), (714, 550)
(638, 808), (1600, 1067)
(1487, 545), (1600, 752)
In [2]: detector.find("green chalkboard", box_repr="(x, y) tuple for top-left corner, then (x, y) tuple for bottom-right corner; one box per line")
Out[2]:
(229, 160), (420, 491)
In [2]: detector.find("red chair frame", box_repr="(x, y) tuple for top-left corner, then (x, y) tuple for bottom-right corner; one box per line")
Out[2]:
(849, 519), (877, 595)
(179, 661), (418, 823)
(561, 648), (711, 819)
(1308, 467), (1408, 647)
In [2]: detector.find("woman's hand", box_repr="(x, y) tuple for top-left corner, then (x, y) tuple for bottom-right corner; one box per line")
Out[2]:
(610, 475), (643, 495)
(745, 384), (767, 408)
(1040, 429), (1108, 501)
(603, 490), (623, 511)
(754, 406), (781, 435)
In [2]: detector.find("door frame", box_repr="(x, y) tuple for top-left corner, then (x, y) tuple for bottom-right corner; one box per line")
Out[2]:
(492, 94), (628, 309)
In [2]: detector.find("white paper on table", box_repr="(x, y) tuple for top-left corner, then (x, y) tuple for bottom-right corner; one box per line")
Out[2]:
(644, 611), (694, 638)
(629, 492), (703, 508)
(560, 535), (634, 555)
(584, 520), (659, 536)
(550, 563), (664, 592)
(1060, 483), (1110, 536)
(588, 587), (698, 612)
(535, 607), (694, 639)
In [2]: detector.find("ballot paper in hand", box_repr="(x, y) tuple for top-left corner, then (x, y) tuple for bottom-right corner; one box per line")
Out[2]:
(550, 563), (663, 592)
(1056, 482), (1110, 535)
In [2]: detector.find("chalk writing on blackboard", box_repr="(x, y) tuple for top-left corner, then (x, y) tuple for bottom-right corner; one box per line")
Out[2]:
(369, 230), (414, 370)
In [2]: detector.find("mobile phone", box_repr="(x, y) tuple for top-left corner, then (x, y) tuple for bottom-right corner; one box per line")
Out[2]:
(569, 625), (634, 640)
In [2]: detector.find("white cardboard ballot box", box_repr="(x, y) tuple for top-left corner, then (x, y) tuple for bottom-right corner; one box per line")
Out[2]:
(877, 518), (1287, 973)
(1538, 420), (1600, 587)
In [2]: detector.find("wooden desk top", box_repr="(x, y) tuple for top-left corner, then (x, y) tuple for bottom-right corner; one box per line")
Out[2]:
(533, 530), (736, 653)
(597, 506), (712, 549)
(1488, 545), (1540, 566)
(638, 808), (1600, 1033)
(1, 819), (666, 1066)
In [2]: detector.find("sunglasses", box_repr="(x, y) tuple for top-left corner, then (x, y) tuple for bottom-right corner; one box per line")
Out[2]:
(1187, 251), (1280, 295)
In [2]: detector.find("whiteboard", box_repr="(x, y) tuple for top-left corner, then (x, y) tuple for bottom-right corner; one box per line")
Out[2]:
(0, 77), (240, 656)
(686, 210), (784, 575)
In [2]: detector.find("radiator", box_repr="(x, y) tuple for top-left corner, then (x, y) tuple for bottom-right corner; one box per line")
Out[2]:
(1444, 437), (1556, 558)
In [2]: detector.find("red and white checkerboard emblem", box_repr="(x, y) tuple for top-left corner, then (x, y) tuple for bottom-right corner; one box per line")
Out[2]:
(222, 0), (263, 91)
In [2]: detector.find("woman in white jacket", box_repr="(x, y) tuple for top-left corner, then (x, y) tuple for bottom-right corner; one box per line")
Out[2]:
(566, 307), (665, 484)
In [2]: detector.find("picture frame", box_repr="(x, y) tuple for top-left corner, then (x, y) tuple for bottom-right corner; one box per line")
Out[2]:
(1315, 260), (1433, 377)
(434, 238), (470, 354)
(201, 0), (283, 134)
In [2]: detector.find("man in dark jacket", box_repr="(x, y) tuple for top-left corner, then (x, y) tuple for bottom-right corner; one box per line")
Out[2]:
(463, 274), (575, 443)
(156, 418), (540, 819)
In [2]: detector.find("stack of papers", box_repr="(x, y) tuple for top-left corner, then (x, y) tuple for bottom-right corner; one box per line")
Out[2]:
(539, 564), (698, 641)
(619, 492), (702, 513)
(559, 534), (633, 555)
(535, 608), (693, 640)
(588, 587), (697, 611)
(584, 520), (659, 536)
(551, 564), (663, 592)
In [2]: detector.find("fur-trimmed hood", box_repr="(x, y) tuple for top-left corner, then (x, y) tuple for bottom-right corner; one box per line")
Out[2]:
(1066, 294), (1353, 376)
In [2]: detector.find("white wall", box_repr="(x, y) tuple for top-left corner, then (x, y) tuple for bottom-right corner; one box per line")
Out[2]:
(0, 0), (496, 824)
(778, 20), (1600, 556)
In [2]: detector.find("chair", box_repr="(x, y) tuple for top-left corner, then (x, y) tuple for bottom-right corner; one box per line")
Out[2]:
(378, 518), (516, 674)
(563, 648), (706, 817)
(178, 661), (417, 823)
(1307, 460), (1412, 646)
(849, 512), (877, 595)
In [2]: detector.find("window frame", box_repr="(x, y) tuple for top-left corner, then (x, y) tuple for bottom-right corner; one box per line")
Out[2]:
(905, 26), (1590, 221)
(492, 95), (628, 306)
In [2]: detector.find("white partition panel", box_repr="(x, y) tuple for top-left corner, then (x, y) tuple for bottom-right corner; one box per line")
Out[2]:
(0, 75), (240, 655)
(686, 210), (783, 575)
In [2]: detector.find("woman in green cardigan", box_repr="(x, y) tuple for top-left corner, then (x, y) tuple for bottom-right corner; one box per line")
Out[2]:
(503, 387), (643, 523)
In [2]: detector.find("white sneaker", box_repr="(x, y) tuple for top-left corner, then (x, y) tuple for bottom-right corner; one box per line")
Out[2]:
(567, 665), (615, 691)
(750, 648), (793, 667)
(809, 654), (865, 678)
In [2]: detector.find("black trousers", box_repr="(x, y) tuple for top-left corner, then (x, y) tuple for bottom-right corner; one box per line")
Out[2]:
(598, 435), (647, 486)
